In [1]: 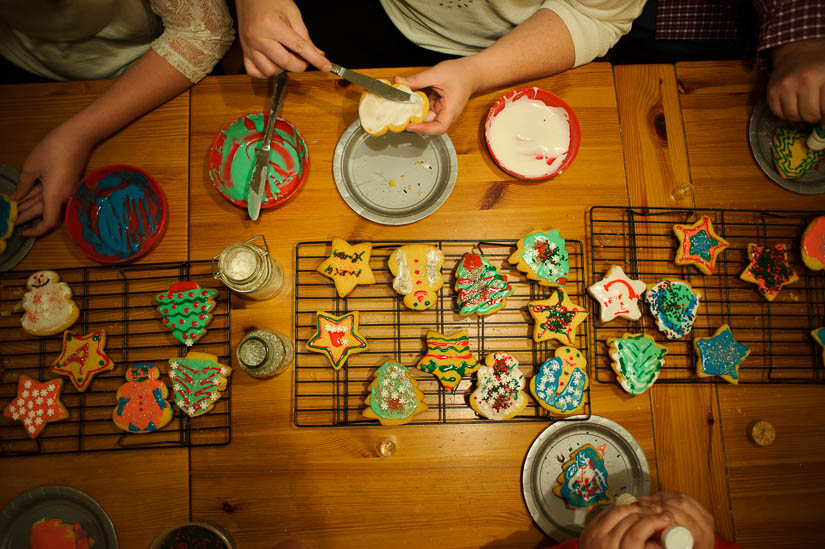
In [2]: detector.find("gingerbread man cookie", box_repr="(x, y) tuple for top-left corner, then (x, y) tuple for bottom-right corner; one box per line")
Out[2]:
(362, 360), (429, 426)
(740, 243), (798, 301)
(169, 351), (232, 417)
(316, 237), (376, 297)
(530, 346), (588, 415)
(306, 310), (368, 370)
(587, 265), (646, 322)
(673, 216), (729, 275)
(509, 229), (569, 287)
(528, 289), (588, 345)
(553, 444), (612, 510)
(388, 244), (444, 311)
(3, 376), (69, 438)
(417, 329), (480, 392)
(113, 363), (174, 432)
(694, 324), (750, 384)
(20, 270), (79, 336)
(455, 252), (513, 316)
(470, 352), (527, 420)
(51, 330), (115, 392)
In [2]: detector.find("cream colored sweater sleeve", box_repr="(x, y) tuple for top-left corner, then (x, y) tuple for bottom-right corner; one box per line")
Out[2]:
(149, 0), (235, 83)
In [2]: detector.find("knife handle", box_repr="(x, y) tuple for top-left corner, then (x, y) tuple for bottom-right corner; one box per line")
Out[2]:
(262, 72), (288, 151)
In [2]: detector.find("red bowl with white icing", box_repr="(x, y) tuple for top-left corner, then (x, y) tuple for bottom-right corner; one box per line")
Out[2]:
(484, 88), (580, 180)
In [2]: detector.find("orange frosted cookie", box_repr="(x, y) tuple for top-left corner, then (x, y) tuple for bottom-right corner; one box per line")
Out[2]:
(50, 330), (115, 392)
(3, 376), (69, 438)
(801, 216), (825, 271)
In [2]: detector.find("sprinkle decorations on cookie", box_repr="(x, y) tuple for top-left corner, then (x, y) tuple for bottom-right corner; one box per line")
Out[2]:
(0, 192), (16, 254)
(168, 351), (232, 417)
(50, 330), (115, 392)
(645, 279), (701, 339)
(801, 216), (825, 271)
(811, 327), (825, 364)
(388, 244), (444, 311)
(587, 265), (646, 322)
(607, 333), (667, 396)
(530, 346), (588, 415)
(694, 325), (750, 384)
(362, 361), (428, 426)
(113, 363), (173, 432)
(528, 289), (588, 345)
(455, 252), (514, 316)
(509, 229), (569, 286)
(553, 444), (612, 510)
(3, 376), (69, 439)
(772, 125), (824, 179)
(673, 216), (729, 275)
(740, 243), (798, 301)
(470, 353), (527, 420)
(306, 311), (368, 370)
(417, 329), (480, 391)
(20, 270), (79, 336)
(156, 282), (217, 346)
(316, 237), (376, 298)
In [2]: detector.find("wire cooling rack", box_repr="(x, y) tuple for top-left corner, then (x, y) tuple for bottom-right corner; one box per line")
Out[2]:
(0, 261), (231, 456)
(294, 239), (591, 427)
(589, 206), (825, 384)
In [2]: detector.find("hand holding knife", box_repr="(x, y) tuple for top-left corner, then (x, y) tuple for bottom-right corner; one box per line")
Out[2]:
(248, 72), (288, 221)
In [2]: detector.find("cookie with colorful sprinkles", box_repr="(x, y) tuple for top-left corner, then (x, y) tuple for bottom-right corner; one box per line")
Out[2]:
(50, 329), (115, 392)
(508, 228), (569, 286)
(156, 281), (218, 346)
(306, 310), (368, 370)
(645, 279), (701, 339)
(417, 329), (480, 392)
(607, 333), (667, 396)
(739, 243), (798, 301)
(528, 289), (588, 345)
(553, 444), (612, 510)
(673, 216), (729, 275)
(801, 216), (825, 271)
(168, 351), (232, 417)
(316, 237), (376, 297)
(694, 324), (750, 384)
(455, 251), (514, 316)
(363, 360), (428, 426)
(529, 346), (588, 416)
(470, 352), (527, 420)
(2, 376), (69, 439)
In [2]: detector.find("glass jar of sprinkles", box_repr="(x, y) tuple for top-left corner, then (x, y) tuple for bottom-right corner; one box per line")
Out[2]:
(236, 329), (294, 378)
(212, 235), (283, 300)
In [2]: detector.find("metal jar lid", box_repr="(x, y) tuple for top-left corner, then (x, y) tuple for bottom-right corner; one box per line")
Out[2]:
(213, 235), (272, 294)
(236, 329), (292, 378)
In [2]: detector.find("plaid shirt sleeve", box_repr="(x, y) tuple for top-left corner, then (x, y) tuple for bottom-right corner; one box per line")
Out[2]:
(751, 0), (825, 52)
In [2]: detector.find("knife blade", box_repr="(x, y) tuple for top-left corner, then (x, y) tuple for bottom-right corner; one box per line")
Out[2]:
(248, 72), (288, 221)
(329, 63), (417, 103)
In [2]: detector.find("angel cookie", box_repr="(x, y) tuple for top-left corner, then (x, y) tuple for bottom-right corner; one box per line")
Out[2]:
(455, 252), (514, 316)
(113, 363), (174, 432)
(156, 282), (218, 346)
(694, 325), (750, 384)
(528, 289), (588, 345)
(740, 243), (798, 301)
(417, 329), (480, 391)
(50, 330), (115, 392)
(306, 311), (368, 370)
(0, 192), (16, 254)
(508, 229), (569, 286)
(587, 265), (646, 322)
(645, 279), (701, 339)
(553, 444), (612, 510)
(169, 351), (232, 417)
(3, 376), (69, 439)
(530, 346), (588, 415)
(673, 216), (729, 275)
(470, 352), (527, 420)
(316, 237), (376, 297)
(362, 361), (428, 426)
(388, 244), (444, 311)
(802, 216), (825, 271)
(607, 333), (667, 396)
(21, 270), (79, 336)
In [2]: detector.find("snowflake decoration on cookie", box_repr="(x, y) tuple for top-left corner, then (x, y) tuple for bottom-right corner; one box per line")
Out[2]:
(530, 346), (588, 415)
(3, 376), (69, 438)
(587, 265), (646, 322)
(740, 243), (799, 301)
(694, 325), (750, 384)
(645, 279), (701, 339)
(509, 229), (569, 286)
(363, 361), (428, 426)
(470, 352), (527, 420)
(528, 289), (588, 345)
(168, 351), (232, 417)
(673, 216), (729, 275)
(316, 237), (376, 297)
(50, 330), (115, 392)
(306, 310), (368, 370)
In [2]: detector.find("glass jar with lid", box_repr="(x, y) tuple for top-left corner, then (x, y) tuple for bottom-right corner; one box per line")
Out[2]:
(212, 235), (283, 300)
(236, 329), (294, 378)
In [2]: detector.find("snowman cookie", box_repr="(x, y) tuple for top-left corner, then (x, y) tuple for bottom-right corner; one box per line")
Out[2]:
(470, 352), (527, 420)
(388, 244), (445, 311)
(21, 270), (79, 336)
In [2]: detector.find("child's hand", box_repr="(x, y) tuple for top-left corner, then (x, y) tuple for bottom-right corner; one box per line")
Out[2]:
(579, 501), (673, 549)
(638, 491), (715, 549)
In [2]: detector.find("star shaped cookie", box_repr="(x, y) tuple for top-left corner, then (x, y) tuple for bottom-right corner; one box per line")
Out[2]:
(528, 289), (588, 345)
(316, 237), (376, 297)
(673, 216), (729, 275)
(694, 324), (750, 384)
(306, 311), (368, 370)
(417, 329), (480, 391)
(50, 330), (115, 392)
(587, 265), (646, 322)
(811, 327), (825, 365)
(3, 376), (69, 438)
(740, 243), (798, 301)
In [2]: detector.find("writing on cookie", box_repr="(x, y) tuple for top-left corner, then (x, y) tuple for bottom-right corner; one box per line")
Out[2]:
(316, 237), (376, 297)
(587, 265), (646, 322)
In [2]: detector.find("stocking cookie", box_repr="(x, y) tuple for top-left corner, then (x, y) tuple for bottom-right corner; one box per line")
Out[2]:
(673, 216), (729, 275)
(156, 282), (218, 346)
(528, 289), (588, 345)
(553, 444), (612, 510)
(362, 360), (428, 426)
(470, 352), (527, 420)
(455, 252), (514, 316)
(0, 192), (16, 254)
(645, 279), (701, 339)
(802, 216), (825, 271)
(316, 237), (376, 297)
(509, 229), (569, 286)
(306, 310), (368, 370)
(417, 329), (480, 391)
(21, 270), (79, 336)
(113, 363), (174, 432)
(607, 333), (667, 396)
(50, 330), (115, 392)
(388, 244), (444, 311)
(694, 324), (750, 384)
(3, 376), (69, 438)
(587, 265), (646, 322)
(530, 346), (588, 415)
(169, 351), (232, 417)
(740, 243), (798, 301)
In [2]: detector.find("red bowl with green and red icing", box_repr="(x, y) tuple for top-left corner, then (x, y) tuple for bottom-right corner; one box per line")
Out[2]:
(208, 114), (309, 209)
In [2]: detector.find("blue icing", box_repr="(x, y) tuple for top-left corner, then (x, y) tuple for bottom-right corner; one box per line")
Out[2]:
(560, 446), (610, 508)
(532, 357), (586, 413)
(697, 327), (749, 379)
(0, 194), (11, 235)
(813, 327), (825, 345)
(688, 229), (718, 261)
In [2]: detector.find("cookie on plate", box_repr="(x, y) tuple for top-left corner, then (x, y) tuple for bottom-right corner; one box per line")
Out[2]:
(363, 360), (428, 425)
(306, 310), (368, 370)
(508, 229), (569, 286)
(529, 346), (588, 415)
(607, 333), (667, 396)
(455, 252), (514, 316)
(740, 243), (798, 301)
(417, 329), (480, 392)
(50, 330), (115, 392)
(316, 237), (376, 297)
(694, 324), (750, 384)
(801, 216), (825, 271)
(0, 192), (16, 254)
(528, 289), (588, 345)
(772, 124), (824, 179)
(587, 265), (646, 322)
(553, 444), (612, 510)
(156, 281), (218, 346)
(470, 352), (528, 420)
(645, 279), (701, 339)
(388, 244), (444, 311)
(673, 216), (729, 275)
(113, 363), (174, 432)
(3, 376), (69, 439)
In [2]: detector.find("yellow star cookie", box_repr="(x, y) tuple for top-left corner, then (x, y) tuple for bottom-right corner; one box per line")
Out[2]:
(417, 329), (480, 391)
(306, 311), (368, 370)
(388, 244), (445, 311)
(528, 289), (588, 345)
(50, 330), (115, 392)
(316, 237), (376, 297)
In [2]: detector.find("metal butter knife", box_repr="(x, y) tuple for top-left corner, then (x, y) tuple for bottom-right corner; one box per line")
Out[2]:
(329, 63), (416, 103)
(248, 72), (288, 221)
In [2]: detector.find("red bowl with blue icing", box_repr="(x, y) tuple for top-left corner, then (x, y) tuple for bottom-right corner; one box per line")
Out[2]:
(65, 164), (168, 264)
(208, 114), (309, 209)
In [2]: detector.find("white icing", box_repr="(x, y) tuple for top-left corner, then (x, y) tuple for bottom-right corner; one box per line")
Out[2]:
(425, 248), (444, 286)
(21, 270), (78, 335)
(487, 96), (570, 178)
(359, 84), (423, 135)
(587, 265), (647, 322)
(392, 249), (412, 294)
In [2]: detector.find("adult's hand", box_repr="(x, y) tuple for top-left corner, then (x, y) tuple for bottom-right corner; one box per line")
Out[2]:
(638, 491), (715, 549)
(236, 0), (330, 77)
(579, 502), (673, 549)
(767, 38), (825, 123)
(399, 58), (479, 136)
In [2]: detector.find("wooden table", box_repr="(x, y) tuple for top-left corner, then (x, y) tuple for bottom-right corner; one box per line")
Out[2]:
(1, 61), (824, 547)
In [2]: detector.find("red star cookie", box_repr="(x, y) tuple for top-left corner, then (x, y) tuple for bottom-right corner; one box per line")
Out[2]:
(50, 330), (115, 392)
(528, 289), (589, 345)
(3, 376), (69, 438)
(306, 311), (369, 370)
(673, 216), (729, 275)
(740, 243), (799, 301)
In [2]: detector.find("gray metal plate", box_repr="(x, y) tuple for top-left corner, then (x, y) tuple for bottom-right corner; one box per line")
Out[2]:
(748, 99), (825, 195)
(332, 121), (457, 225)
(0, 486), (118, 548)
(0, 163), (36, 272)
(522, 415), (650, 541)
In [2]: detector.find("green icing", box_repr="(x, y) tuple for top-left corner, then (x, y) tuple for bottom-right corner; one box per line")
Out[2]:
(522, 230), (569, 285)
(369, 361), (419, 420)
(611, 334), (666, 395)
(688, 229), (718, 262)
(169, 356), (231, 417)
(455, 253), (513, 315)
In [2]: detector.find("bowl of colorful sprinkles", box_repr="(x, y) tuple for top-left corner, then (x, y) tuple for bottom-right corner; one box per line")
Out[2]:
(485, 87), (580, 180)
(209, 113), (309, 209)
(151, 522), (234, 549)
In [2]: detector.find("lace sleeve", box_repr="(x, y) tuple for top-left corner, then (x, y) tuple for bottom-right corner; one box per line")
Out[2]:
(149, 0), (235, 83)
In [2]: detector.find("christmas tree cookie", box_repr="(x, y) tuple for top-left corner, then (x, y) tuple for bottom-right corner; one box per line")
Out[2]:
(388, 244), (445, 311)
(553, 444), (612, 510)
(470, 352), (527, 420)
(168, 351), (232, 417)
(509, 229), (569, 286)
(306, 310), (368, 370)
(156, 281), (218, 346)
(694, 325), (750, 384)
(113, 363), (174, 432)
(316, 237), (376, 297)
(21, 270), (79, 336)
(673, 216), (729, 275)
(740, 243), (798, 301)
(363, 360), (428, 426)
(50, 330), (115, 392)
(772, 124), (824, 179)
(645, 279), (701, 339)
(3, 376), (69, 439)
(801, 216), (825, 271)
(417, 329), (480, 391)
(455, 252), (514, 316)
(528, 289), (588, 345)
(607, 333), (667, 396)
(0, 192), (16, 254)
(530, 346), (588, 415)
(587, 265), (646, 322)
